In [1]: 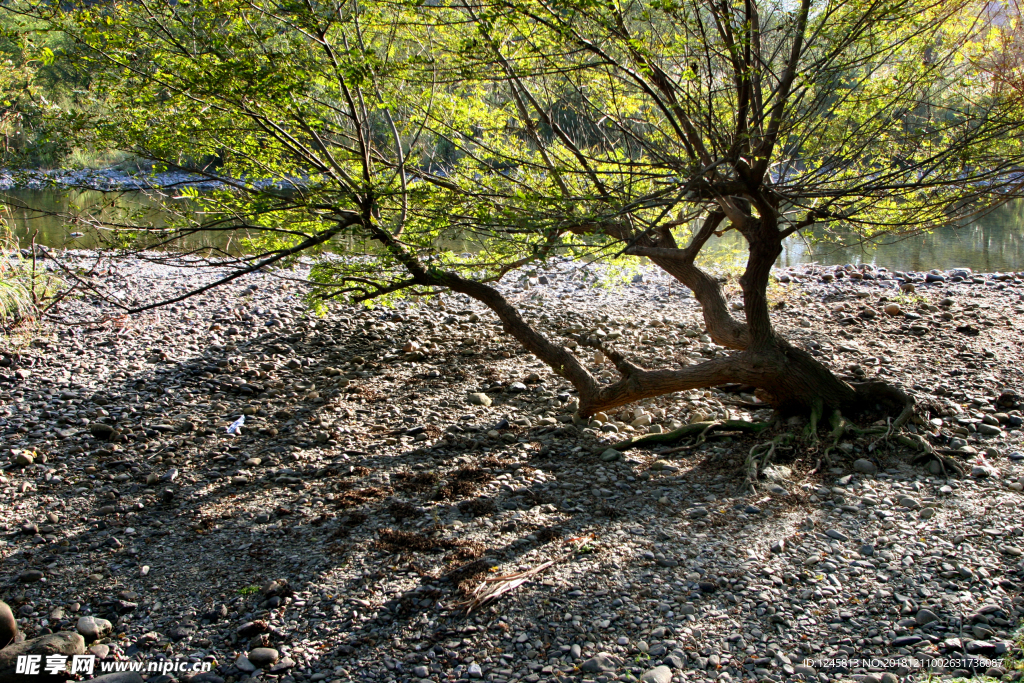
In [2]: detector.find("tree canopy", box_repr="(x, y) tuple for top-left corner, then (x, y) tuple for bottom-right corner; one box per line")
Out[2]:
(5, 0), (1024, 424)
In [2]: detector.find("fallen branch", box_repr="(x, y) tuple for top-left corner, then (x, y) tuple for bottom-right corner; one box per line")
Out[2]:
(455, 556), (563, 613)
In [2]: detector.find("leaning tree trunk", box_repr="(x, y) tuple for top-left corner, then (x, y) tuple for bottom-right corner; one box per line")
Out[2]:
(625, 213), (912, 421)
(399, 214), (911, 423)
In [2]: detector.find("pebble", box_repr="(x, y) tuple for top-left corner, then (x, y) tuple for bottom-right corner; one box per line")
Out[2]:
(580, 653), (620, 673)
(247, 647), (280, 667)
(853, 458), (877, 474)
(467, 392), (492, 406)
(640, 665), (673, 683)
(76, 616), (112, 642)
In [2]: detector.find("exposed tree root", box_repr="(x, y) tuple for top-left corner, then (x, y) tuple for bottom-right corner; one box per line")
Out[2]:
(608, 419), (772, 452)
(745, 432), (794, 490)
(803, 398), (824, 447)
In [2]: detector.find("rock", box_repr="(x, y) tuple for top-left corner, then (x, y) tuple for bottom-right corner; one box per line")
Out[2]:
(640, 665), (673, 683)
(916, 608), (939, 626)
(664, 654), (686, 670)
(825, 529), (849, 542)
(860, 544), (875, 556)
(883, 303), (902, 316)
(600, 449), (622, 462)
(972, 465), (997, 479)
(413, 665), (429, 678)
(76, 616), (112, 643)
(89, 423), (116, 440)
(467, 393), (492, 407)
(235, 654), (257, 673)
(88, 643), (110, 659)
(18, 569), (44, 583)
(891, 635), (922, 647)
(580, 653), (621, 673)
(13, 452), (33, 466)
(853, 458), (877, 475)
(467, 663), (483, 678)
(248, 647), (280, 667)
(0, 601), (16, 649)
(793, 664), (817, 678)
(925, 272), (945, 283)
(0, 632), (86, 683)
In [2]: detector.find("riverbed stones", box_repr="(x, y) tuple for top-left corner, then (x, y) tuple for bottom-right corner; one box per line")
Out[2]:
(2, 256), (1024, 683)
(467, 392), (492, 407)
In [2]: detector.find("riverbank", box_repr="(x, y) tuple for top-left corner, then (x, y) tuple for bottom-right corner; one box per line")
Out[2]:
(2, 256), (1024, 683)
(0, 168), (271, 192)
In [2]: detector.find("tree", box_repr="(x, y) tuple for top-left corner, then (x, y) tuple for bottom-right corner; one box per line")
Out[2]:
(11, 0), (1024, 445)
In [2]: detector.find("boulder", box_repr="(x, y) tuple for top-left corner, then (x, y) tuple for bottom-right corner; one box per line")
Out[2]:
(0, 632), (86, 683)
(0, 601), (16, 649)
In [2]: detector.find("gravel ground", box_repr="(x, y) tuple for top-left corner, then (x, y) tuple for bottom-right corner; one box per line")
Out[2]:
(2, 254), (1024, 683)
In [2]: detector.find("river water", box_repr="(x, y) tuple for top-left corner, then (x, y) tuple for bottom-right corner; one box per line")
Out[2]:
(3, 188), (1023, 272)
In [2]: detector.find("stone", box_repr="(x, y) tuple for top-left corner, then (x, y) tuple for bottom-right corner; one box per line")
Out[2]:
(891, 635), (922, 647)
(17, 568), (44, 583)
(413, 665), (429, 678)
(0, 632), (86, 683)
(0, 601), (16, 649)
(640, 665), (672, 683)
(88, 643), (110, 659)
(916, 608), (939, 626)
(883, 303), (902, 316)
(90, 423), (116, 440)
(853, 458), (877, 475)
(793, 664), (817, 678)
(600, 449), (622, 462)
(467, 393), (492, 407)
(825, 529), (849, 542)
(248, 647), (280, 667)
(76, 616), (112, 643)
(664, 654), (686, 670)
(580, 653), (621, 673)
(235, 654), (257, 673)
(467, 663), (483, 678)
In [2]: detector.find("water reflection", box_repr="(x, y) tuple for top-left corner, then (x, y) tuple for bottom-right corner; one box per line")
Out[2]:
(3, 188), (1022, 272)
